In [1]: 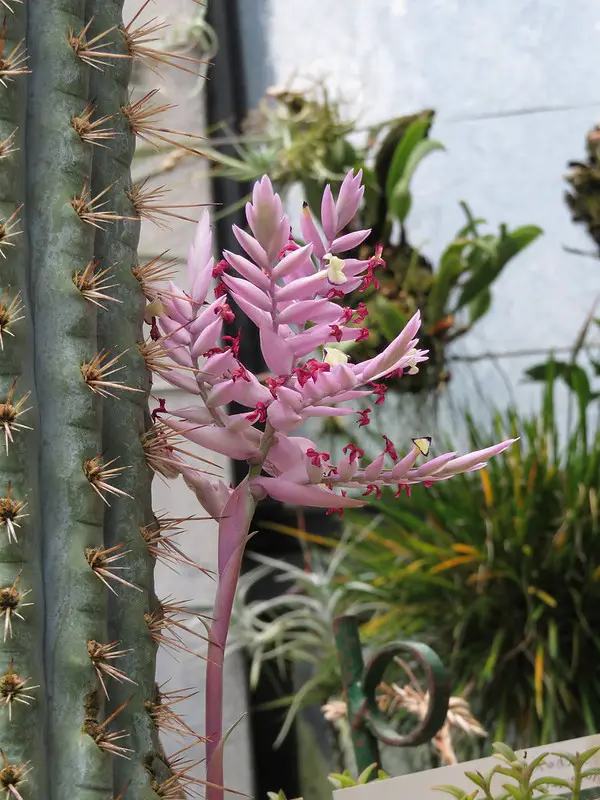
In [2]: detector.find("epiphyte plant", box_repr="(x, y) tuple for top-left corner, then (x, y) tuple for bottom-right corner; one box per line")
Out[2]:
(0, 0), (210, 797)
(149, 169), (517, 799)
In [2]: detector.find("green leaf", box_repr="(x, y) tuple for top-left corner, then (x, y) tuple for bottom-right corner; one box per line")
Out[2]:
(525, 361), (591, 407)
(468, 287), (492, 326)
(493, 742), (519, 763)
(455, 224), (542, 310)
(385, 118), (431, 198)
(374, 296), (409, 340)
(433, 785), (475, 799)
(496, 224), (543, 268)
(428, 238), (470, 322)
(388, 139), (445, 223)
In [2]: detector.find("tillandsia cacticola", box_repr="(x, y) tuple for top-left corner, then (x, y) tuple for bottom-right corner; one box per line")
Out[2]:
(1, 0), (210, 797)
(147, 170), (518, 799)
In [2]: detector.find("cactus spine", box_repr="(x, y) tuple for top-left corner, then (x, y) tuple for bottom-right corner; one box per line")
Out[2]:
(0, 0), (206, 796)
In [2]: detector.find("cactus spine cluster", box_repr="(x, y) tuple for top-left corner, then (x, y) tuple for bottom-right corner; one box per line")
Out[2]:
(0, 0), (205, 796)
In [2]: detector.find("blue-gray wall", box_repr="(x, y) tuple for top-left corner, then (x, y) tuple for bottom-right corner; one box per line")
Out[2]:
(238, 0), (600, 434)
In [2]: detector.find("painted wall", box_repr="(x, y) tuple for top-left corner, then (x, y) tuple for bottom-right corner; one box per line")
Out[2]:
(238, 0), (600, 429)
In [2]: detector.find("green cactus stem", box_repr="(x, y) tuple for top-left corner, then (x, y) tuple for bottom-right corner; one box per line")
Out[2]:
(0, 3), (47, 795)
(86, 3), (171, 795)
(26, 0), (125, 794)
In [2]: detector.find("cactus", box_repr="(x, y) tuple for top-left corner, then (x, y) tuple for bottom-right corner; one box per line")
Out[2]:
(0, 0), (207, 796)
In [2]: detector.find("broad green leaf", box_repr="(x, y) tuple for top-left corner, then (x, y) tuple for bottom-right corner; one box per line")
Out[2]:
(385, 118), (431, 198)
(428, 239), (470, 322)
(496, 224), (543, 268)
(525, 361), (591, 407)
(389, 139), (445, 222)
(468, 287), (492, 326)
(455, 224), (542, 310)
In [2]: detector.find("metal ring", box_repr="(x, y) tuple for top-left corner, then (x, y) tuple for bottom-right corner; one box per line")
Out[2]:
(361, 640), (451, 747)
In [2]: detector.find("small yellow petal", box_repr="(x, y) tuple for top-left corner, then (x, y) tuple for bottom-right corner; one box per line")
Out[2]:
(325, 254), (347, 285)
(324, 347), (349, 366)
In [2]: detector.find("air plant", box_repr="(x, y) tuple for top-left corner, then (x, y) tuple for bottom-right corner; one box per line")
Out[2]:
(148, 169), (516, 798)
(0, 0), (211, 796)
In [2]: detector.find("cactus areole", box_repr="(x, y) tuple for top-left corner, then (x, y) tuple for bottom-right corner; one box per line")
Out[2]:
(0, 0), (211, 797)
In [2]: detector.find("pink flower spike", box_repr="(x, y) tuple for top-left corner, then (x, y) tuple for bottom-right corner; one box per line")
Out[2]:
(223, 250), (271, 291)
(188, 211), (214, 305)
(229, 292), (272, 330)
(232, 224), (270, 271)
(163, 418), (262, 460)
(320, 185), (338, 243)
(276, 270), (329, 303)
(300, 203), (326, 260)
(412, 452), (458, 477)
(391, 447), (421, 479)
(155, 367), (200, 395)
(160, 336), (194, 368)
(267, 400), (303, 432)
(246, 176), (290, 264)
(221, 273), (271, 311)
(159, 315), (191, 346)
(259, 327), (295, 376)
(272, 243), (315, 282)
(189, 296), (228, 335)
(329, 229), (371, 254)
(277, 299), (341, 326)
(251, 477), (366, 509)
(166, 281), (193, 322)
(434, 439), (518, 477)
(182, 468), (232, 520)
(190, 316), (223, 359)
(358, 311), (423, 382)
(363, 453), (385, 481)
(336, 169), (365, 231)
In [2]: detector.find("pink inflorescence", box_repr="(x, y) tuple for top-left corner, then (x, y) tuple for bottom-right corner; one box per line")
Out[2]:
(151, 169), (516, 519)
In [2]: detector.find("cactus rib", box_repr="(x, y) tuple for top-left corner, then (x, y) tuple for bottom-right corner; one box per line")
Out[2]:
(0, 2), (47, 796)
(87, 1), (168, 795)
(26, 0), (115, 795)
